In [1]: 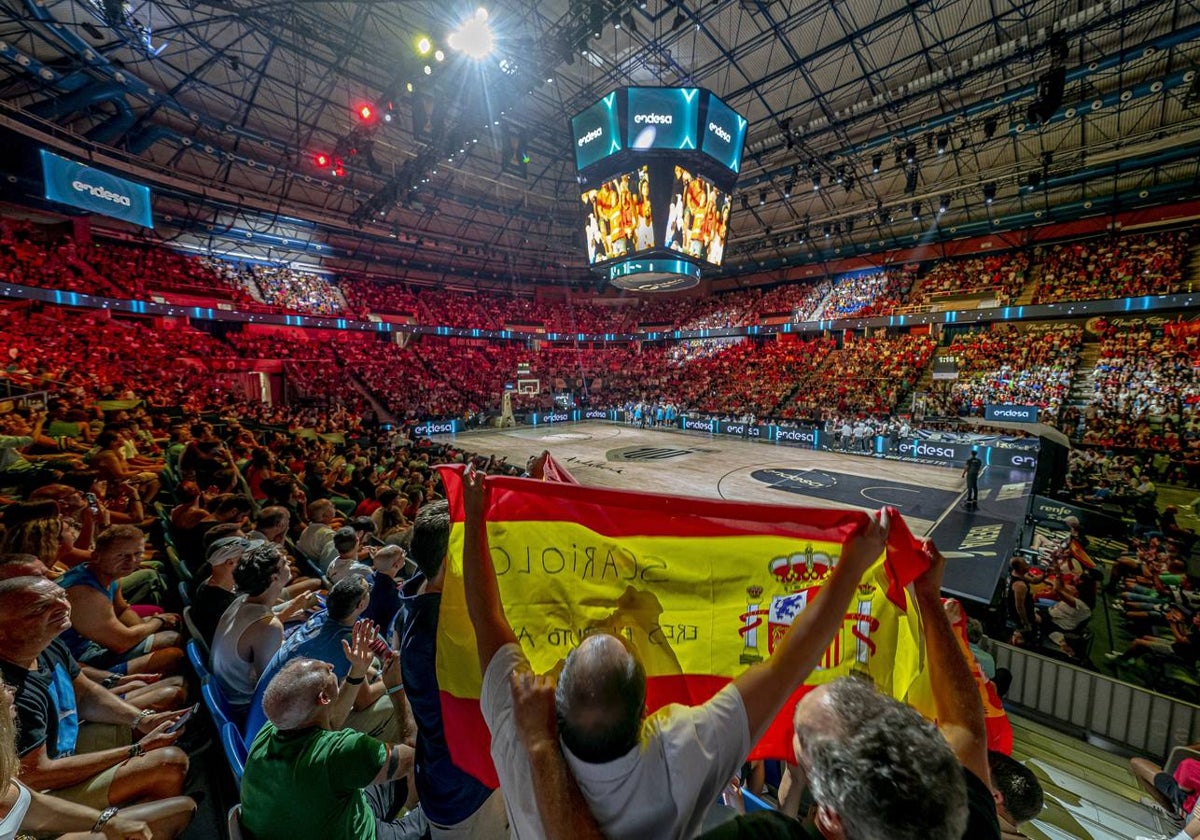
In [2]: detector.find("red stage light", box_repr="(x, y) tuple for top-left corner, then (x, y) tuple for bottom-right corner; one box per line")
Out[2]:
(358, 104), (373, 121)
(314, 152), (331, 167)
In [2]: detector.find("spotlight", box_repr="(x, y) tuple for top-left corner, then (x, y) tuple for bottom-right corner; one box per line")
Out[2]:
(905, 143), (916, 163)
(314, 152), (331, 167)
(835, 165), (845, 183)
(416, 36), (432, 55)
(759, 190), (766, 206)
(823, 224), (831, 238)
(939, 195), (950, 213)
(871, 153), (882, 173)
(904, 169), (918, 194)
(912, 202), (921, 220)
(936, 132), (949, 154)
(423, 65), (432, 75)
(671, 10), (686, 30)
(1027, 170), (1042, 190)
(983, 182), (996, 204)
(784, 180), (794, 198)
(356, 104), (374, 121)
(434, 49), (445, 62)
(812, 174), (821, 191)
(448, 7), (494, 60)
(983, 117), (997, 139)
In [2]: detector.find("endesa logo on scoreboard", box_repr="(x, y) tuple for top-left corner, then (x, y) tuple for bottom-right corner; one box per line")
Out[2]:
(701, 94), (748, 174)
(627, 87), (699, 150)
(570, 92), (621, 171)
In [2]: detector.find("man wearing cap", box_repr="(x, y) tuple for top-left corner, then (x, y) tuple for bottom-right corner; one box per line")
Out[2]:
(191, 536), (257, 647)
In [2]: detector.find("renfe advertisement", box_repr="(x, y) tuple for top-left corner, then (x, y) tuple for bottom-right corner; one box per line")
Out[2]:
(40, 150), (153, 228)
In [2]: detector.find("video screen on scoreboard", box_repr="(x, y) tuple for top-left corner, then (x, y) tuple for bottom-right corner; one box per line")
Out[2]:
(664, 166), (731, 266)
(581, 166), (655, 265)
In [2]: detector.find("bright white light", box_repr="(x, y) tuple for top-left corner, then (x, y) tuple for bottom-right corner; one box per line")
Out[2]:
(448, 8), (493, 60)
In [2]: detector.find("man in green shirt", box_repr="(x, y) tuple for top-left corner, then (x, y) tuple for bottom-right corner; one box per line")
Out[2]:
(240, 621), (427, 840)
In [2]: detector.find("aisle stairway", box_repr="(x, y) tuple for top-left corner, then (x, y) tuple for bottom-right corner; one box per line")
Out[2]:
(1013, 262), (1043, 306)
(1066, 343), (1102, 409)
(1188, 242), (1200, 292)
(1011, 715), (1176, 840)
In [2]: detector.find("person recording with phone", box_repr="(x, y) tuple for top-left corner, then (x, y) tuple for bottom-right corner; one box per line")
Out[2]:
(0, 576), (192, 811)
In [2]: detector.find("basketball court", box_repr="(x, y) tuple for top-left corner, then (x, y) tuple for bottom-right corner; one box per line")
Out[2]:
(430, 420), (1035, 603)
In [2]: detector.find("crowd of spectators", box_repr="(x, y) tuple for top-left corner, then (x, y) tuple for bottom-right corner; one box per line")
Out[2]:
(242, 264), (346, 315)
(911, 253), (1029, 306)
(785, 333), (937, 417)
(930, 324), (1083, 420)
(822, 270), (915, 317)
(338, 277), (420, 317)
(1032, 230), (1190, 304)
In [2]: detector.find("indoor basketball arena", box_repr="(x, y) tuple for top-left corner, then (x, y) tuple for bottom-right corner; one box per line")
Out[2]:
(0, 0), (1198, 837)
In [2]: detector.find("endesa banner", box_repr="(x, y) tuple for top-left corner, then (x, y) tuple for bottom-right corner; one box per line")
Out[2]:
(413, 419), (461, 436)
(984, 404), (1039, 423)
(40, 150), (154, 228)
(530, 409), (620, 425)
(674, 415), (1038, 471)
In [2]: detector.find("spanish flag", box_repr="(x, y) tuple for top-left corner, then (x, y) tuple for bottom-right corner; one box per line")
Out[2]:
(435, 464), (933, 787)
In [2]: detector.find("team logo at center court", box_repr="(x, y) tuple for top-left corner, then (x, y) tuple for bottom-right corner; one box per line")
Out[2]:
(606, 445), (707, 462)
(738, 546), (879, 671)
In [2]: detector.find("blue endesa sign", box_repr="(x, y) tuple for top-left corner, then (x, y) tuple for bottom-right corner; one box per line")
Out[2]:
(413, 419), (461, 436)
(41, 150), (154, 228)
(984, 404), (1039, 423)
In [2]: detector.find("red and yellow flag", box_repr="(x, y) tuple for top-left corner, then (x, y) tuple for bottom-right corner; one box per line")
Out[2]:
(435, 464), (934, 787)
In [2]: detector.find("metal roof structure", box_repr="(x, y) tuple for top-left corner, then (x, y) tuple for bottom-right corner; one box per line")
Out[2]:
(1, 0), (1198, 288)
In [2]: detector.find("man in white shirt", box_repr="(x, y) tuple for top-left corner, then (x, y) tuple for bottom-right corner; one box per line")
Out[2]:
(461, 469), (889, 840)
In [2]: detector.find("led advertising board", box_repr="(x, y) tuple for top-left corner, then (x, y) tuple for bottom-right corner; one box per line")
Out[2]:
(701, 94), (748, 174)
(40, 150), (153, 228)
(571, 92), (622, 171)
(627, 87), (699, 151)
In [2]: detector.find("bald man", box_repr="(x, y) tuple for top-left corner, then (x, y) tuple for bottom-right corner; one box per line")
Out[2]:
(239, 622), (426, 840)
(461, 469), (890, 840)
(0, 576), (191, 809)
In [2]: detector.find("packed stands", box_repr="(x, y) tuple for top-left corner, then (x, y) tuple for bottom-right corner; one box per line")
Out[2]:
(243, 264), (346, 315)
(339, 277), (420, 317)
(932, 324), (1084, 419)
(822, 270), (915, 317)
(785, 333), (937, 417)
(1032, 230), (1190, 303)
(910, 253), (1029, 306)
(1079, 319), (1200, 449)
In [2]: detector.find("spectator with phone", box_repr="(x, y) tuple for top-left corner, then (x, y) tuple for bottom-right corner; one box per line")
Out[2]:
(240, 621), (424, 840)
(0, 576), (191, 809)
(0, 680), (197, 839)
(243, 574), (402, 747)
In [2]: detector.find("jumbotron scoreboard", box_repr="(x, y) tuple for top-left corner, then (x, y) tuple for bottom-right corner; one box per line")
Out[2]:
(570, 88), (747, 291)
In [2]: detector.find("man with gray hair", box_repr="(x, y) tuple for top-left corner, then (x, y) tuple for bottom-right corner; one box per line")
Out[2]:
(461, 469), (891, 840)
(240, 620), (427, 840)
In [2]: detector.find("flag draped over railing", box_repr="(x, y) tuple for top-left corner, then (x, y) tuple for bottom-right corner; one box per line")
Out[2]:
(433, 463), (987, 787)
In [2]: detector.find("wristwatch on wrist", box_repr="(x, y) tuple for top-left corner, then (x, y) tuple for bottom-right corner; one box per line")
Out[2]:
(93, 806), (119, 832)
(101, 673), (121, 689)
(127, 742), (145, 759)
(132, 708), (153, 729)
